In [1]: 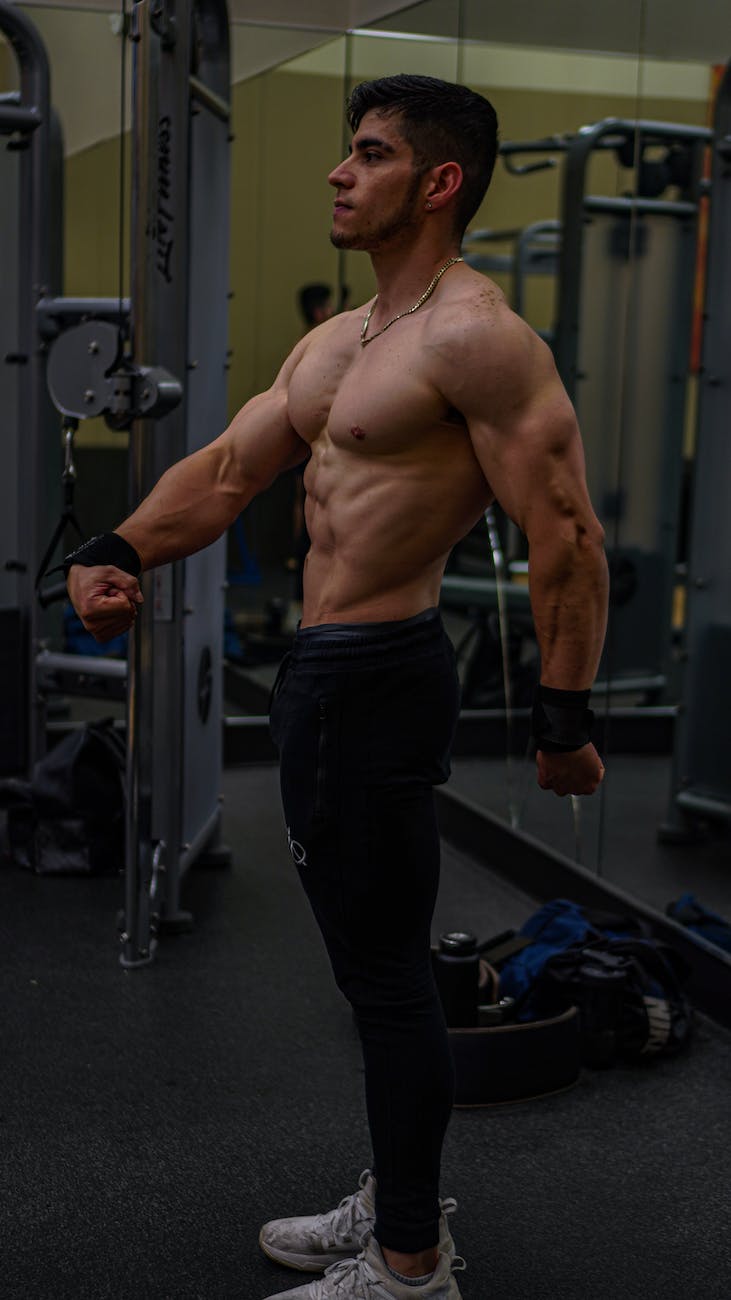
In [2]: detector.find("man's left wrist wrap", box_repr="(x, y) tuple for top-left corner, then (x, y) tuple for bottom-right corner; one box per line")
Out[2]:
(62, 532), (142, 579)
(532, 684), (594, 753)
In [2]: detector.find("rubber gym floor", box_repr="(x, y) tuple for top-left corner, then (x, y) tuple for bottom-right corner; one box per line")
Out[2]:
(2, 762), (731, 1300)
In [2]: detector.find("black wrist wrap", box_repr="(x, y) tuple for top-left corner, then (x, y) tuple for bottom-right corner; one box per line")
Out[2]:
(532, 684), (594, 753)
(62, 533), (142, 579)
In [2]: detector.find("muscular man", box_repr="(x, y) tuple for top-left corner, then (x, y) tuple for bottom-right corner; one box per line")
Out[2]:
(67, 76), (607, 1300)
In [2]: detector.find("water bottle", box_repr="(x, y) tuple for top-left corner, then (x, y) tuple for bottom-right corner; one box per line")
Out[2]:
(433, 931), (480, 1027)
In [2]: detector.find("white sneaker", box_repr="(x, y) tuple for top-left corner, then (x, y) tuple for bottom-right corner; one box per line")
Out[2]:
(259, 1170), (458, 1273)
(263, 1233), (466, 1299)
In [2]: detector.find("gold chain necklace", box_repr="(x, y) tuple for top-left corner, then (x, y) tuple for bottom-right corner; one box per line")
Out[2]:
(359, 256), (464, 347)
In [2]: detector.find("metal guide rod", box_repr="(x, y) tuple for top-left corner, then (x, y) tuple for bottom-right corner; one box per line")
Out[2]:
(122, 0), (156, 969)
(143, 0), (191, 934)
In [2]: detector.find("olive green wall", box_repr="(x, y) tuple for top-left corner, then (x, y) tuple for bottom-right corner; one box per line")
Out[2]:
(0, 41), (11, 89)
(64, 137), (127, 299)
(228, 69), (344, 411)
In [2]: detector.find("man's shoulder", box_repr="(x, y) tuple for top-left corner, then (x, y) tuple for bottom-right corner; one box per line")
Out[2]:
(427, 271), (548, 383)
(434, 272), (531, 345)
(303, 305), (366, 352)
(283, 306), (364, 375)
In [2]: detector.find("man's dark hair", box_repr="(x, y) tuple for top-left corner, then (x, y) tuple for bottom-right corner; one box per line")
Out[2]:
(298, 282), (332, 327)
(346, 75), (499, 238)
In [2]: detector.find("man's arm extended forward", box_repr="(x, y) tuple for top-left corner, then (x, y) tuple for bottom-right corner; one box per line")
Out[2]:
(68, 339), (310, 640)
(432, 304), (609, 795)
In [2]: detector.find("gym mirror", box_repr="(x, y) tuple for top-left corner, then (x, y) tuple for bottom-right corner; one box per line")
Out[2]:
(5, 1), (729, 955)
(352, 0), (731, 954)
(595, 0), (731, 945)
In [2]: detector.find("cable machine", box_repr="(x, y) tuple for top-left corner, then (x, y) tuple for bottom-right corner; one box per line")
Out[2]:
(0, 0), (233, 965)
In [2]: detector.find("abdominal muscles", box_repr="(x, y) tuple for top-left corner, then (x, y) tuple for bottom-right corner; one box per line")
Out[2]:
(300, 434), (491, 624)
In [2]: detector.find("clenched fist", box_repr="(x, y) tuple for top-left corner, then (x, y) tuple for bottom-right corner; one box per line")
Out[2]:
(67, 563), (143, 643)
(536, 743), (605, 797)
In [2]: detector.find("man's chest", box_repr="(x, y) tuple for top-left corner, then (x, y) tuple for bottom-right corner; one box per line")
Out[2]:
(287, 329), (458, 455)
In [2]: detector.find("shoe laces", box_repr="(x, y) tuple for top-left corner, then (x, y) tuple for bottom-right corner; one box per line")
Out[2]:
(316, 1171), (373, 1249)
(323, 1248), (379, 1295)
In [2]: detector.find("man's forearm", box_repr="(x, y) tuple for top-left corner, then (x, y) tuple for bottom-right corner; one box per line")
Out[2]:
(114, 443), (249, 572)
(528, 533), (609, 690)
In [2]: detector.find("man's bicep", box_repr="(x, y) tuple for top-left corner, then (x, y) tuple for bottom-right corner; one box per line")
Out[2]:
(214, 380), (308, 500)
(214, 331), (313, 490)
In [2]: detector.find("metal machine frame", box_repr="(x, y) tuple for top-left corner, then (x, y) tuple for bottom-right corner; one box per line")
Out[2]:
(124, 0), (233, 966)
(0, 1), (64, 772)
(664, 62), (731, 834)
(0, 0), (233, 966)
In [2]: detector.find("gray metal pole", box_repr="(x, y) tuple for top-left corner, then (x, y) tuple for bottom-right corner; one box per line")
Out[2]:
(120, 0), (230, 961)
(121, 0), (156, 968)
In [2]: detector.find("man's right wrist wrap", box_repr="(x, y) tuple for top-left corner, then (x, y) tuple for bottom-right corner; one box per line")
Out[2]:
(532, 684), (594, 753)
(63, 533), (142, 579)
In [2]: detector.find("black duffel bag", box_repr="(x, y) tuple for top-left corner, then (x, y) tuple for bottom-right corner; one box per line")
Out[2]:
(0, 719), (126, 876)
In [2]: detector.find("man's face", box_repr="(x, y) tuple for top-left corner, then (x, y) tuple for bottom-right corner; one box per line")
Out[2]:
(328, 110), (425, 252)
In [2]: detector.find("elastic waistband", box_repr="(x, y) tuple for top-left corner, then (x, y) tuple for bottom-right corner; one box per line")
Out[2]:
(298, 607), (439, 642)
(291, 607), (443, 662)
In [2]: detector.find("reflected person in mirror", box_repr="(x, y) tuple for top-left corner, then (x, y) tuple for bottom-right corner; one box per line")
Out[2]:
(66, 75), (608, 1300)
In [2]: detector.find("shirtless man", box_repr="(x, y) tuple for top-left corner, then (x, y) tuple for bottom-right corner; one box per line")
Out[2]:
(67, 75), (607, 1300)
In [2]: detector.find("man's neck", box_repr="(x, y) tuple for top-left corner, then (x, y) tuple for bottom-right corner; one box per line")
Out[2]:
(368, 240), (462, 317)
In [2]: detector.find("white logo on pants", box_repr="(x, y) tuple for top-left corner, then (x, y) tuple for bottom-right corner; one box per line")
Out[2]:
(287, 827), (307, 867)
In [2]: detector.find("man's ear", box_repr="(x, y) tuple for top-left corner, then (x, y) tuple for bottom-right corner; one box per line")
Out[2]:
(423, 161), (463, 212)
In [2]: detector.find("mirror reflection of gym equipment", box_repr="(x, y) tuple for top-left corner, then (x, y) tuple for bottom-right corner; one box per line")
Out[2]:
(1, 2), (731, 1297)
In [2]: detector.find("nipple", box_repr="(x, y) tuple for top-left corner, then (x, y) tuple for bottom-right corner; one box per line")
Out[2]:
(350, 426), (366, 441)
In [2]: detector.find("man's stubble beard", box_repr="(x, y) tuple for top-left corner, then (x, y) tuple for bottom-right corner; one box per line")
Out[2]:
(330, 173), (423, 252)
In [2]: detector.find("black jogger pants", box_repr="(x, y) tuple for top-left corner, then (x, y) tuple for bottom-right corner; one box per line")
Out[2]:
(269, 607), (460, 1253)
